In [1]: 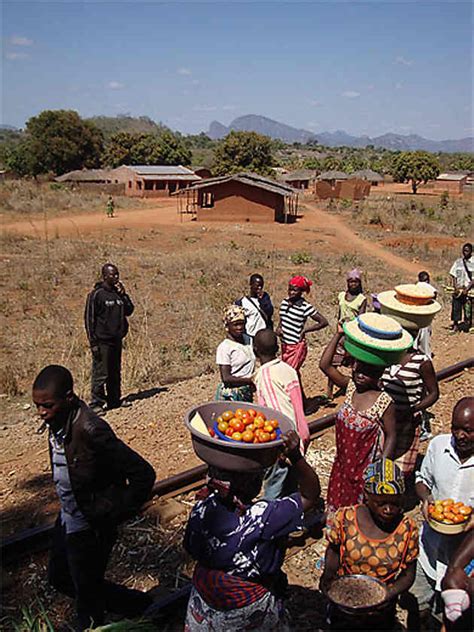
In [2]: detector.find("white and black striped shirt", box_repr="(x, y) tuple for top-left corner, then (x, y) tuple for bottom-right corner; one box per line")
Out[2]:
(279, 298), (317, 344)
(381, 353), (429, 410)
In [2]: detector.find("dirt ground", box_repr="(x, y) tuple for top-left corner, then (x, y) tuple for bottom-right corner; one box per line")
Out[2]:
(1, 195), (473, 629)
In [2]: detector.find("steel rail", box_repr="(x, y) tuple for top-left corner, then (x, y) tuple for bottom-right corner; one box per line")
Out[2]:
(2, 357), (473, 565)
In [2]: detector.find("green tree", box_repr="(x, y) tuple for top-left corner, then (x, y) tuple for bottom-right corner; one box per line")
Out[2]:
(322, 155), (343, 171)
(390, 151), (440, 193)
(212, 131), (274, 176)
(102, 131), (191, 167)
(16, 110), (104, 176)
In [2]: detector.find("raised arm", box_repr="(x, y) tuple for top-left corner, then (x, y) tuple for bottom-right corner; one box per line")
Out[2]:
(319, 332), (350, 390)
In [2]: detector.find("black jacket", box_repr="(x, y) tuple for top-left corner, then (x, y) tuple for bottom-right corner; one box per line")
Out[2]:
(49, 400), (156, 528)
(85, 282), (134, 345)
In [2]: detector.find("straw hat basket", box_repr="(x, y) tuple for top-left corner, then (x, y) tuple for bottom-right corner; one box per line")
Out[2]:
(343, 313), (413, 367)
(378, 284), (441, 330)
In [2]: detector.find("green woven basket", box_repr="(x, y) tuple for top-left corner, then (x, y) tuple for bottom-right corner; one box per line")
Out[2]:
(342, 321), (412, 366)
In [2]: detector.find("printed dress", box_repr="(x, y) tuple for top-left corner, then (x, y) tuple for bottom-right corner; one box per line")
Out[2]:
(327, 505), (419, 582)
(327, 382), (392, 514)
(184, 491), (304, 632)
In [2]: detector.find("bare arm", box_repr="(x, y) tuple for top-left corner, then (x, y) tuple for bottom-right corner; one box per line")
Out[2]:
(381, 402), (397, 459)
(387, 561), (416, 599)
(415, 481), (434, 521)
(304, 311), (329, 334)
(320, 544), (341, 592)
(358, 298), (367, 315)
(282, 431), (320, 513)
(319, 332), (350, 390)
(219, 365), (254, 389)
(413, 360), (439, 413)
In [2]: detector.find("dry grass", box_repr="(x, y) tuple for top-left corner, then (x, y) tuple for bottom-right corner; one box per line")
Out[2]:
(0, 180), (140, 218)
(0, 228), (404, 400)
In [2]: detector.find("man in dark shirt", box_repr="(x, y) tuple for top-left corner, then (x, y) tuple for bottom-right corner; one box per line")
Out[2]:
(32, 365), (156, 630)
(85, 263), (134, 413)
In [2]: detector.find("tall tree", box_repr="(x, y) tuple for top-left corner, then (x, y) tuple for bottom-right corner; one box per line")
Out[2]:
(212, 131), (274, 176)
(102, 131), (191, 167)
(391, 151), (440, 193)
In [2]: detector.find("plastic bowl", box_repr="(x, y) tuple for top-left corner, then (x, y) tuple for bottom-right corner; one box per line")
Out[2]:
(185, 401), (295, 472)
(342, 328), (409, 367)
(428, 517), (469, 535)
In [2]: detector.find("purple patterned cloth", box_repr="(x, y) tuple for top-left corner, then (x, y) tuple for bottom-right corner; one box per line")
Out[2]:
(184, 492), (304, 580)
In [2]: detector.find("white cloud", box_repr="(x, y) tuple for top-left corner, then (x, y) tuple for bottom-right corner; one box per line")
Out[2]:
(6, 52), (29, 60)
(341, 91), (360, 98)
(107, 81), (124, 90)
(192, 104), (217, 112)
(395, 56), (413, 67)
(177, 67), (192, 75)
(10, 35), (33, 46)
(309, 99), (322, 106)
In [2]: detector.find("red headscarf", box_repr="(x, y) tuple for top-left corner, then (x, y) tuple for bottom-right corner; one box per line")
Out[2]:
(289, 275), (313, 292)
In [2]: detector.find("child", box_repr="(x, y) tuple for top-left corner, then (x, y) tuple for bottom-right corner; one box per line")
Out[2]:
(253, 328), (310, 499)
(327, 268), (367, 399)
(276, 275), (328, 406)
(320, 458), (419, 630)
(106, 195), (115, 218)
(235, 273), (274, 337)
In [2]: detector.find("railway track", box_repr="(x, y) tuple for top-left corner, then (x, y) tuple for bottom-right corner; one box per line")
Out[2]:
(2, 358), (472, 572)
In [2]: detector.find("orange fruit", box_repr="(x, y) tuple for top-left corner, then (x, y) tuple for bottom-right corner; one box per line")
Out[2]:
(229, 419), (244, 433)
(231, 432), (242, 442)
(246, 409), (257, 419)
(217, 416), (224, 425)
(254, 419), (265, 429)
(218, 421), (229, 433)
(441, 498), (454, 506)
(270, 432), (277, 441)
(255, 413), (266, 422)
(270, 420), (279, 429)
(258, 432), (271, 443)
(459, 506), (472, 516)
(242, 430), (254, 443)
(222, 411), (234, 421)
(234, 408), (244, 418)
(263, 423), (274, 434)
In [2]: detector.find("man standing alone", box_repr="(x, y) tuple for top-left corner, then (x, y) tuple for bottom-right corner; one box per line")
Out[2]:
(85, 263), (134, 413)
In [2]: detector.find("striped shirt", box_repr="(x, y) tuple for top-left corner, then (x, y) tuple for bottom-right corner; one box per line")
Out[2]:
(381, 352), (429, 410)
(279, 298), (317, 344)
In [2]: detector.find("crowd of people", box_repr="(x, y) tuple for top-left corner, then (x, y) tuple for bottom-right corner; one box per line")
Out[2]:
(29, 243), (472, 631)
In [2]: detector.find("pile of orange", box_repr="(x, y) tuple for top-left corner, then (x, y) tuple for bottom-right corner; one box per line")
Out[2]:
(216, 408), (280, 443)
(428, 499), (472, 524)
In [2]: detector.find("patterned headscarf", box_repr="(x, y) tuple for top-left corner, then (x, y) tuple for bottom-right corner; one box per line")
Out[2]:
(223, 305), (246, 326)
(347, 268), (362, 281)
(289, 275), (313, 292)
(364, 458), (405, 495)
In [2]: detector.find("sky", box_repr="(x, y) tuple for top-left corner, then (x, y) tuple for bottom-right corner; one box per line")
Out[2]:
(2, 1), (473, 139)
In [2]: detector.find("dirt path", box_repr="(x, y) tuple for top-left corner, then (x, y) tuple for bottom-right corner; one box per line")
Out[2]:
(301, 200), (427, 274)
(2, 198), (429, 274)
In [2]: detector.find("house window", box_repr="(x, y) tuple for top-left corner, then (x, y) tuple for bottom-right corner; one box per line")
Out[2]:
(145, 180), (154, 190)
(137, 181), (142, 190)
(128, 181), (132, 188)
(202, 192), (214, 208)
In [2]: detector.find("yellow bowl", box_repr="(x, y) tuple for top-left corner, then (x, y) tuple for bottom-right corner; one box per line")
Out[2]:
(428, 517), (469, 535)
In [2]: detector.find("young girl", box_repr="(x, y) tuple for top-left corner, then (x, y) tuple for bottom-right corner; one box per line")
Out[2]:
(327, 268), (367, 399)
(320, 458), (419, 630)
(216, 305), (256, 402)
(319, 330), (397, 514)
(276, 276), (328, 405)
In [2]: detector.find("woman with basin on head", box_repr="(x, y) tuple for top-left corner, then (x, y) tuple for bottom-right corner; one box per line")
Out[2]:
(320, 458), (419, 631)
(319, 313), (412, 515)
(215, 305), (256, 402)
(377, 285), (440, 481)
(183, 430), (321, 631)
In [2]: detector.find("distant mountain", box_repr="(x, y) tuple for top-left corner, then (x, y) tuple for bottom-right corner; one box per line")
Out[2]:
(87, 115), (169, 139)
(207, 115), (473, 153)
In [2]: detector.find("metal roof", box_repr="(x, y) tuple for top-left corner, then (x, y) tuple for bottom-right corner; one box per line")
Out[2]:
(175, 172), (299, 197)
(124, 165), (197, 176)
(141, 173), (199, 181)
(436, 173), (468, 181)
(284, 169), (317, 181)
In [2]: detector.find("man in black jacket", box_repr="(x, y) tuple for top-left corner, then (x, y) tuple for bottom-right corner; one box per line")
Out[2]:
(32, 365), (156, 630)
(85, 263), (134, 413)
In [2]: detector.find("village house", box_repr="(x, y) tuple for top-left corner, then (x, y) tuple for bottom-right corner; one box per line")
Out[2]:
(176, 172), (299, 223)
(315, 171), (370, 200)
(112, 165), (200, 197)
(349, 169), (384, 186)
(55, 169), (114, 184)
(283, 169), (317, 190)
(431, 173), (468, 195)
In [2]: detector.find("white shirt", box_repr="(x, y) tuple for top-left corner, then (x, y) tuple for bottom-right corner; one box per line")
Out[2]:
(239, 296), (267, 337)
(216, 336), (256, 378)
(449, 257), (474, 289)
(415, 434), (474, 586)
